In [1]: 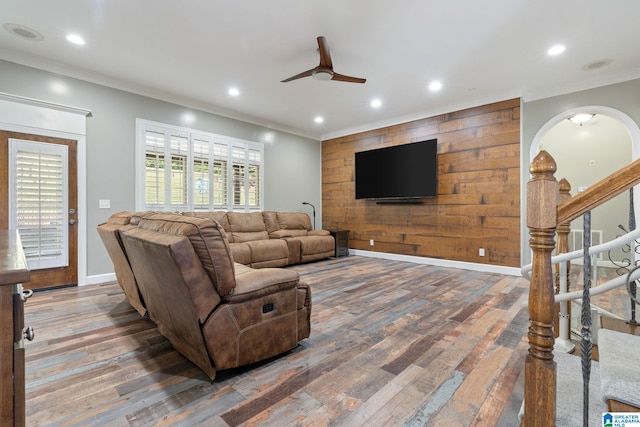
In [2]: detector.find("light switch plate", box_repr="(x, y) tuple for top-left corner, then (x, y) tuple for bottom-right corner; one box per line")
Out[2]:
(99, 199), (111, 209)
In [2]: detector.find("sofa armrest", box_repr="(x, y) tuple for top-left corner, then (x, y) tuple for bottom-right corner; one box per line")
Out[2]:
(269, 229), (308, 238)
(225, 264), (299, 303)
(308, 229), (330, 236)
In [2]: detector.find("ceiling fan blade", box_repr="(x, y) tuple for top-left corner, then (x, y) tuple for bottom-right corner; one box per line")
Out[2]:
(331, 72), (366, 84)
(317, 36), (333, 68)
(281, 68), (315, 83)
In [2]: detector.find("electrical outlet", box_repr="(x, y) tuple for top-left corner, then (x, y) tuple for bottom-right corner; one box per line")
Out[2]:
(479, 248), (485, 257)
(99, 199), (111, 209)
(370, 239), (374, 246)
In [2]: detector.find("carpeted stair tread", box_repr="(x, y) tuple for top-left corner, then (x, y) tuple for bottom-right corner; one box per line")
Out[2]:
(519, 351), (607, 426)
(598, 329), (640, 408)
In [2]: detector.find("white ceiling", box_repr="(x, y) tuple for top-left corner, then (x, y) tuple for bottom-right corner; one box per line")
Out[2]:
(1, 1), (639, 140)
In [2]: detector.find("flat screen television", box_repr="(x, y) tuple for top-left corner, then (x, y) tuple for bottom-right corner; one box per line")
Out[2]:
(355, 139), (438, 200)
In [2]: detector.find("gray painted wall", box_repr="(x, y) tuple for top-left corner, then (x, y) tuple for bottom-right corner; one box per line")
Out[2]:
(540, 115), (632, 263)
(0, 59), (321, 278)
(522, 78), (640, 265)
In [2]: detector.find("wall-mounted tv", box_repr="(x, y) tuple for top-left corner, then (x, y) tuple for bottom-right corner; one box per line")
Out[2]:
(355, 139), (438, 200)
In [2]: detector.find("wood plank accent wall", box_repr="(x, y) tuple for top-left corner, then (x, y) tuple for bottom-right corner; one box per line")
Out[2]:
(321, 98), (521, 267)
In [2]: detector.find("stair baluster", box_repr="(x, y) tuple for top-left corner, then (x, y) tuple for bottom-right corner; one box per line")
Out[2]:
(629, 188), (638, 325)
(580, 210), (593, 427)
(555, 178), (575, 353)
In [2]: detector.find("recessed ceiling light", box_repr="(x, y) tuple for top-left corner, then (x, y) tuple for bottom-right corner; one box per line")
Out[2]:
(370, 98), (382, 108)
(547, 44), (565, 56)
(3, 23), (44, 41)
(228, 87), (240, 96)
(428, 81), (442, 91)
(581, 58), (612, 71)
(66, 34), (85, 45)
(314, 116), (324, 124)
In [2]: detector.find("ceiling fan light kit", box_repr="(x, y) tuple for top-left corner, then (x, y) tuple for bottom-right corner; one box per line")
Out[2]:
(282, 36), (366, 84)
(312, 69), (333, 81)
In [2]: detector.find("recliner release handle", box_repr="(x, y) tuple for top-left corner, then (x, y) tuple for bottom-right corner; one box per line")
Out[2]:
(262, 303), (274, 313)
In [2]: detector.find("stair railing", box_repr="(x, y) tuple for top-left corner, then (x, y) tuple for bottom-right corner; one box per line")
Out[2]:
(522, 150), (640, 427)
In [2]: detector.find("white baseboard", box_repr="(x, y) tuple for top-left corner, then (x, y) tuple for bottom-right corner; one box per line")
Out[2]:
(349, 249), (521, 276)
(86, 272), (116, 286)
(86, 252), (522, 286)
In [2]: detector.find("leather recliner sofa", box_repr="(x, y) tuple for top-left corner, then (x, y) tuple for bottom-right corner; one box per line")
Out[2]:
(116, 213), (312, 380)
(98, 210), (333, 319)
(181, 211), (335, 267)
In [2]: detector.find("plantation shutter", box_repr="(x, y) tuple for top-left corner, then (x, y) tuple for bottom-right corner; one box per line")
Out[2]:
(136, 119), (264, 211)
(248, 147), (261, 207)
(168, 132), (189, 210)
(144, 128), (165, 207)
(213, 142), (228, 207)
(9, 139), (69, 270)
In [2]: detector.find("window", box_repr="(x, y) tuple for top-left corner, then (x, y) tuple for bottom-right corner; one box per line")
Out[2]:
(136, 119), (264, 211)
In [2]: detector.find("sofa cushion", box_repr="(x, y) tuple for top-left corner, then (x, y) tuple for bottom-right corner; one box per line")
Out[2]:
(181, 211), (231, 237)
(229, 242), (252, 265)
(232, 230), (269, 243)
(262, 211), (279, 234)
(298, 235), (335, 262)
(277, 212), (312, 231)
(106, 210), (153, 226)
(136, 213), (237, 296)
(227, 212), (269, 242)
(246, 239), (289, 268)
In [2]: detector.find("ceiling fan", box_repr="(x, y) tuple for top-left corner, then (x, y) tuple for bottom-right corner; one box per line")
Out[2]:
(281, 36), (366, 84)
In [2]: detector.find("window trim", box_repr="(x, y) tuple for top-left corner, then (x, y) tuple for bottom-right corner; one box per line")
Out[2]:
(135, 119), (264, 212)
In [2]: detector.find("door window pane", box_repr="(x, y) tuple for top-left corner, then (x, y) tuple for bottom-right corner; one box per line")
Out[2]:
(9, 139), (68, 270)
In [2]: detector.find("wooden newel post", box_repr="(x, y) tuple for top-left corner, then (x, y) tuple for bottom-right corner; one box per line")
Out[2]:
(523, 150), (558, 427)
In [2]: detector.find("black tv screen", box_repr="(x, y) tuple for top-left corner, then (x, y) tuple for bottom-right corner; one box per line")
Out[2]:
(355, 139), (438, 199)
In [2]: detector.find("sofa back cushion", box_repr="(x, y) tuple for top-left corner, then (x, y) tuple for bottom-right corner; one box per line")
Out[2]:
(136, 213), (236, 296)
(181, 211), (231, 239)
(277, 212), (312, 231)
(106, 210), (154, 226)
(227, 212), (269, 242)
(262, 211), (279, 234)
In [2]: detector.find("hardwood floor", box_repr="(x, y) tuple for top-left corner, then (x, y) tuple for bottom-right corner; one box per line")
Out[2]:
(24, 256), (533, 426)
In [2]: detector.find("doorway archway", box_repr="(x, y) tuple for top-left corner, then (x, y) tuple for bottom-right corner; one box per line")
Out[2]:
(528, 106), (640, 266)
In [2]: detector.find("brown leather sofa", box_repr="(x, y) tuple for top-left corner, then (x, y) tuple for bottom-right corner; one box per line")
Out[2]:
(117, 213), (312, 380)
(182, 211), (335, 267)
(98, 210), (332, 318)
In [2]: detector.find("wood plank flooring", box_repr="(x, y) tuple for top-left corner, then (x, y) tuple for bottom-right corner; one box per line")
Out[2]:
(24, 256), (533, 426)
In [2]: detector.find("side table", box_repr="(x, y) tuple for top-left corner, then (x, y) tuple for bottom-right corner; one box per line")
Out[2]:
(330, 230), (350, 257)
